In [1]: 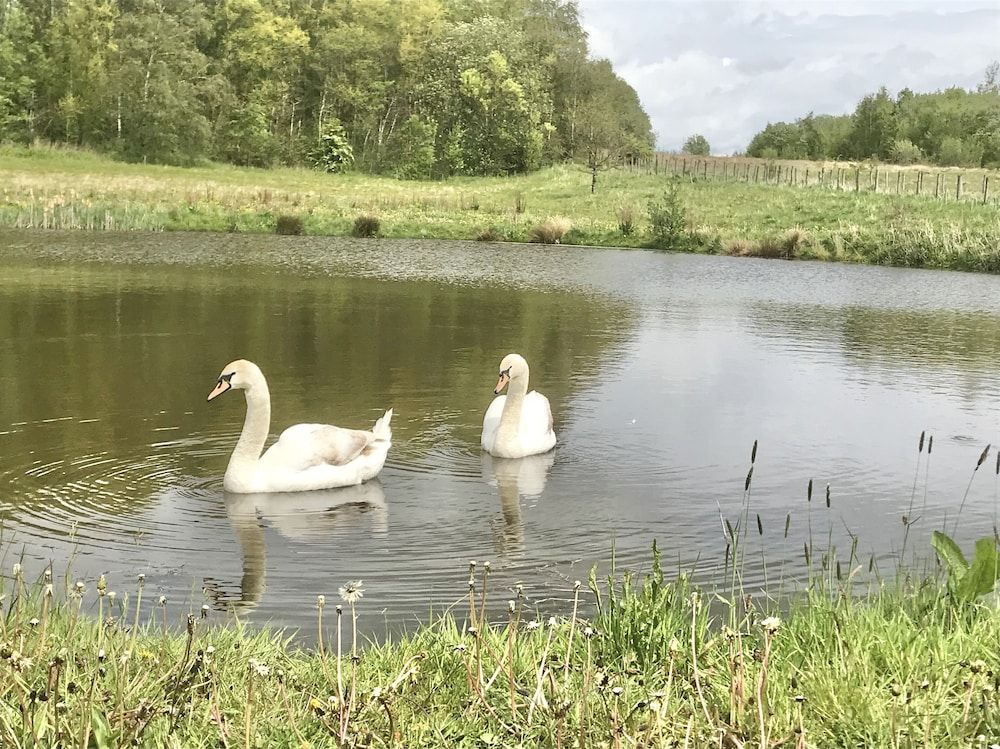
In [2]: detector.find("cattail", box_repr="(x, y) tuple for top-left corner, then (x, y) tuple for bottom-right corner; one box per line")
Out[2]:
(745, 466), (753, 492)
(995, 450), (999, 475)
(825, 484), (831, 508)
(919, 430), (925, 453)
(977, 444), (991, 470)
(725, 518), (736, 541)
(784, 513), (790, 538)
(807, 479), (813, 502)
(803, 542), (811, 565)
(751, 439), (758, 464)
(928, 435), (933, 454)
(756, 514), (763, 536)
(868, 554), (875, 572)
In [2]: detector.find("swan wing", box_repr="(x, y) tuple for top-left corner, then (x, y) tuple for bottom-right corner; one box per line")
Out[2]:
(520, 392), (556, 454)
(481, 395), (506, 450)
(264, 423), (374, 470)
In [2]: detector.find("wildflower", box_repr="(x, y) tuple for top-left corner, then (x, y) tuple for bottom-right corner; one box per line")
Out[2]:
(483, 561), (491, 571)
(525, 620), (541, 631)
(205, 645), (216, 655)
(371, 687), (383, 700)
(44, 584), (53, 598)
(508, 600), (516, 613)
(97, 575), (107, 595)
(29, 618), (39, 627)
(612, 686), (623, 696)
(108, 591), (116, 602)
(249, 659), (269, 678)
(453, 643), (467, 653)
(98, 649), (106, 662)
(158, 596), (166, 606)
(137, 573), (145, 583)
(547, 616), (558, 628)
(316, 594), (326, 609)
(74, 581), (85, 594)
(466, 626), (478, 636)
(12, 563), (22, 577)
(793, 695), (806, 703)
(201, 604), (209, 618)
(668, 637), (682, 655)
(339, 581), (364, 605)
(970, 660), (987, 674)
(468, 561), (477, 570)
(761, 616), (781, 634)
(574, 580), (581, 590)
(583, 626), (595, 638)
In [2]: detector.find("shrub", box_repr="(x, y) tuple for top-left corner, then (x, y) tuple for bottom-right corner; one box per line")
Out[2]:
(274, 214), (304, 235)
(530, 216), (571, 244)
(889, 138), (923, 165)
(351, 214), (380, 238)
(310, 119), (355, 173)
(616, 205), (637, 237)
(725, 239), (753, 256)
(475, 227), (502, 242)
(647, 181), (690, 250)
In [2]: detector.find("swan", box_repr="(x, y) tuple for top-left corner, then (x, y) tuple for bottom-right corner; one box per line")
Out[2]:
(207, 359), (393, 493)
(481, 353), (556, 458)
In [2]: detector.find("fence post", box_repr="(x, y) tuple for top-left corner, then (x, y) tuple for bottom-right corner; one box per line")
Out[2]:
(956, 174), (962, 201)
(934, 174), (940, 199)
(984, 176), (990, 205)
(916, 172), (922, 195)
(855, 168), (860, 192)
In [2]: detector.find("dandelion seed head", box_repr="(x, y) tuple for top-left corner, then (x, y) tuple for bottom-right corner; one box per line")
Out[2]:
(158, 596), (166, 606)
(338, 581), (364, 604)
(108, 591), (116, 601)
(12, 563), (22, 577)
(507, 600), (515, 613)
(525, 620), (541, 631)
(761, 616), (782, 634)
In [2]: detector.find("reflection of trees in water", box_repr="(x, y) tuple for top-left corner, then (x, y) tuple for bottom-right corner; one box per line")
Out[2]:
(0, 246), (637, 515)
(481, 452), (554, 560)
(747, 303), (1000, 396)
(204, 481), (388, 614)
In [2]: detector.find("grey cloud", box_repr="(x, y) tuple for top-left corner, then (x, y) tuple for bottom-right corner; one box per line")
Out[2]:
(578, 0), (1000, 154)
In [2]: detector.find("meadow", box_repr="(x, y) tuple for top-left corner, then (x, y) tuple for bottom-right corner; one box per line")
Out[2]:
(2, 144), (999, 274)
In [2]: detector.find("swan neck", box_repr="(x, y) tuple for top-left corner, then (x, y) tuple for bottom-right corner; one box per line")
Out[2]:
(230, 382), (271, 468)
(498, 374), (528, 435)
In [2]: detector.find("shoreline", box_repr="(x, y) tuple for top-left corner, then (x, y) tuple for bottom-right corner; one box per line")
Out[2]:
(3, 148), (999, 275)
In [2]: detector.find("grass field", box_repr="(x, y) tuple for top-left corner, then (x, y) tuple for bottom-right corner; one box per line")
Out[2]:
(3, 543), (1000, 748)
(2, 144), (1000, 273)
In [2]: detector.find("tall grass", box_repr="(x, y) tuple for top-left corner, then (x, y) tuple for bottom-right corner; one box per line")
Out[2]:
(2, 145), (1000, 274)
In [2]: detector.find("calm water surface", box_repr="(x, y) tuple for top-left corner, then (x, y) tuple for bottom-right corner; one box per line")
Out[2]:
(4, 230), (1000, 636)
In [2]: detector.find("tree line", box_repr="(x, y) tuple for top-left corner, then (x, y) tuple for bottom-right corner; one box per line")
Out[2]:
(746, 63), (1000, 168)
(0, 0), (654, 177)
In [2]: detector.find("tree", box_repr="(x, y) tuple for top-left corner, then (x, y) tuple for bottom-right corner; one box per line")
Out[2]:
(310, 118), (354, 172)
(843, 87), (898, 160)
(681, 134), (709, 155)
(978, 61), (999, 95)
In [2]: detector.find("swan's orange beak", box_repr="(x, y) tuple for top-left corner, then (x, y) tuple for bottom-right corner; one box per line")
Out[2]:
(494, 372), (510, 395)
(207, 379), (230, 402)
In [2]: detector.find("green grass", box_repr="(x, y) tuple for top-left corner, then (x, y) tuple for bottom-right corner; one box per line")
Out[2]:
(2, 545), (1000, 748)
(1, 144), (1000, 273)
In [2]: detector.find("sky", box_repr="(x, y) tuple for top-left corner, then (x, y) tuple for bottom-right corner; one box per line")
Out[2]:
(577, 0), (1000, 154)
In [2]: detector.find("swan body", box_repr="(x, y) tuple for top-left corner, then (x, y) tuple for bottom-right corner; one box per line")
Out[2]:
(481, 353), (556, 459)
(208, 359), (392, 493)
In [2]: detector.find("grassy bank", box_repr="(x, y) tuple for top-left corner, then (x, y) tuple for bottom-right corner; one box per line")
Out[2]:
(2, 546), (1000, 748)
(1, 144), (1000, 273)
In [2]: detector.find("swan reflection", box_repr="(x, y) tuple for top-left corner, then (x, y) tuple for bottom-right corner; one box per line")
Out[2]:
(206, 480), (388, 613)
(481, 452), (554, 559)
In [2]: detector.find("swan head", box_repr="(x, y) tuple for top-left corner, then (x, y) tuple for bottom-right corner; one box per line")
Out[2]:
(494, 353), (529, 394)
(207, 360), (264, 401)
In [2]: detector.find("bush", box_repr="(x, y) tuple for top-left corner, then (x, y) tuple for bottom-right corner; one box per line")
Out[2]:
(475, 227), (503, 242)
(530, 216), (571, 244)
(351, 214), (380, 238)
(616, 205), (637, 237)
(647, 181), (690, 250)
(889, 138), (923, 165)
(274, 214), (304, 235)
(311, 119), (355, 173)
(386, 115), (436, 180)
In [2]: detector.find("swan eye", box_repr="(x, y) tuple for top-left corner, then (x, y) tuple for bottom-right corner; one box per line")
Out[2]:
(500, 367), (511, 377)
(220, 372), (235, 383)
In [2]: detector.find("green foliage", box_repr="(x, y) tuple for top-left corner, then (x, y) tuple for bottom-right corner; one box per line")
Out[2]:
(0, 0), (652, 177)
(889, 138), (923, 165)
(646, 180), (690, 250)
(932, 531), (1000, 602)
(351, 214), (380, 237)
(311, 119), (355, 173)
(747, 67), (1000, 168)
(275, 214), (304, 235)
(682, 133), (710, 156)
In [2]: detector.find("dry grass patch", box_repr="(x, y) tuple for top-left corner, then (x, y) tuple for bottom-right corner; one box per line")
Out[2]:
(530, 215), (572, 244)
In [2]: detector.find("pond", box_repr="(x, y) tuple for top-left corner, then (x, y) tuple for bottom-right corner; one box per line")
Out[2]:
(3, 230), (1000, 636)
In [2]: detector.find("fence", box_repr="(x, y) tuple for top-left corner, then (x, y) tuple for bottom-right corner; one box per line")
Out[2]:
(622, 154), (999, 207)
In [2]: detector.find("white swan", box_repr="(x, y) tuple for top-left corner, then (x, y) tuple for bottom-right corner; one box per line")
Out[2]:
(481, 353), (556, 458)
(207, 359), (392, 493)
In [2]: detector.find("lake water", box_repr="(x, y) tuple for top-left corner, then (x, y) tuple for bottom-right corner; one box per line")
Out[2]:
(4, 229), (1000, 636)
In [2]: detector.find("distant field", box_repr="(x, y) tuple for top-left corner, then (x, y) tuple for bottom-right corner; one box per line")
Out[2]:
(1, 145), (999, 273)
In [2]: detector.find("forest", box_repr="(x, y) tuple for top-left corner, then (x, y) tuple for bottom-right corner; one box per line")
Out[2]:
(746, 64), (1000, 168)
(0, 0), (654, 176)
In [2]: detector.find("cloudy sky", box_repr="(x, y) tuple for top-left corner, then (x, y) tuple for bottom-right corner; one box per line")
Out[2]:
(577, 0), (1000, 154)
